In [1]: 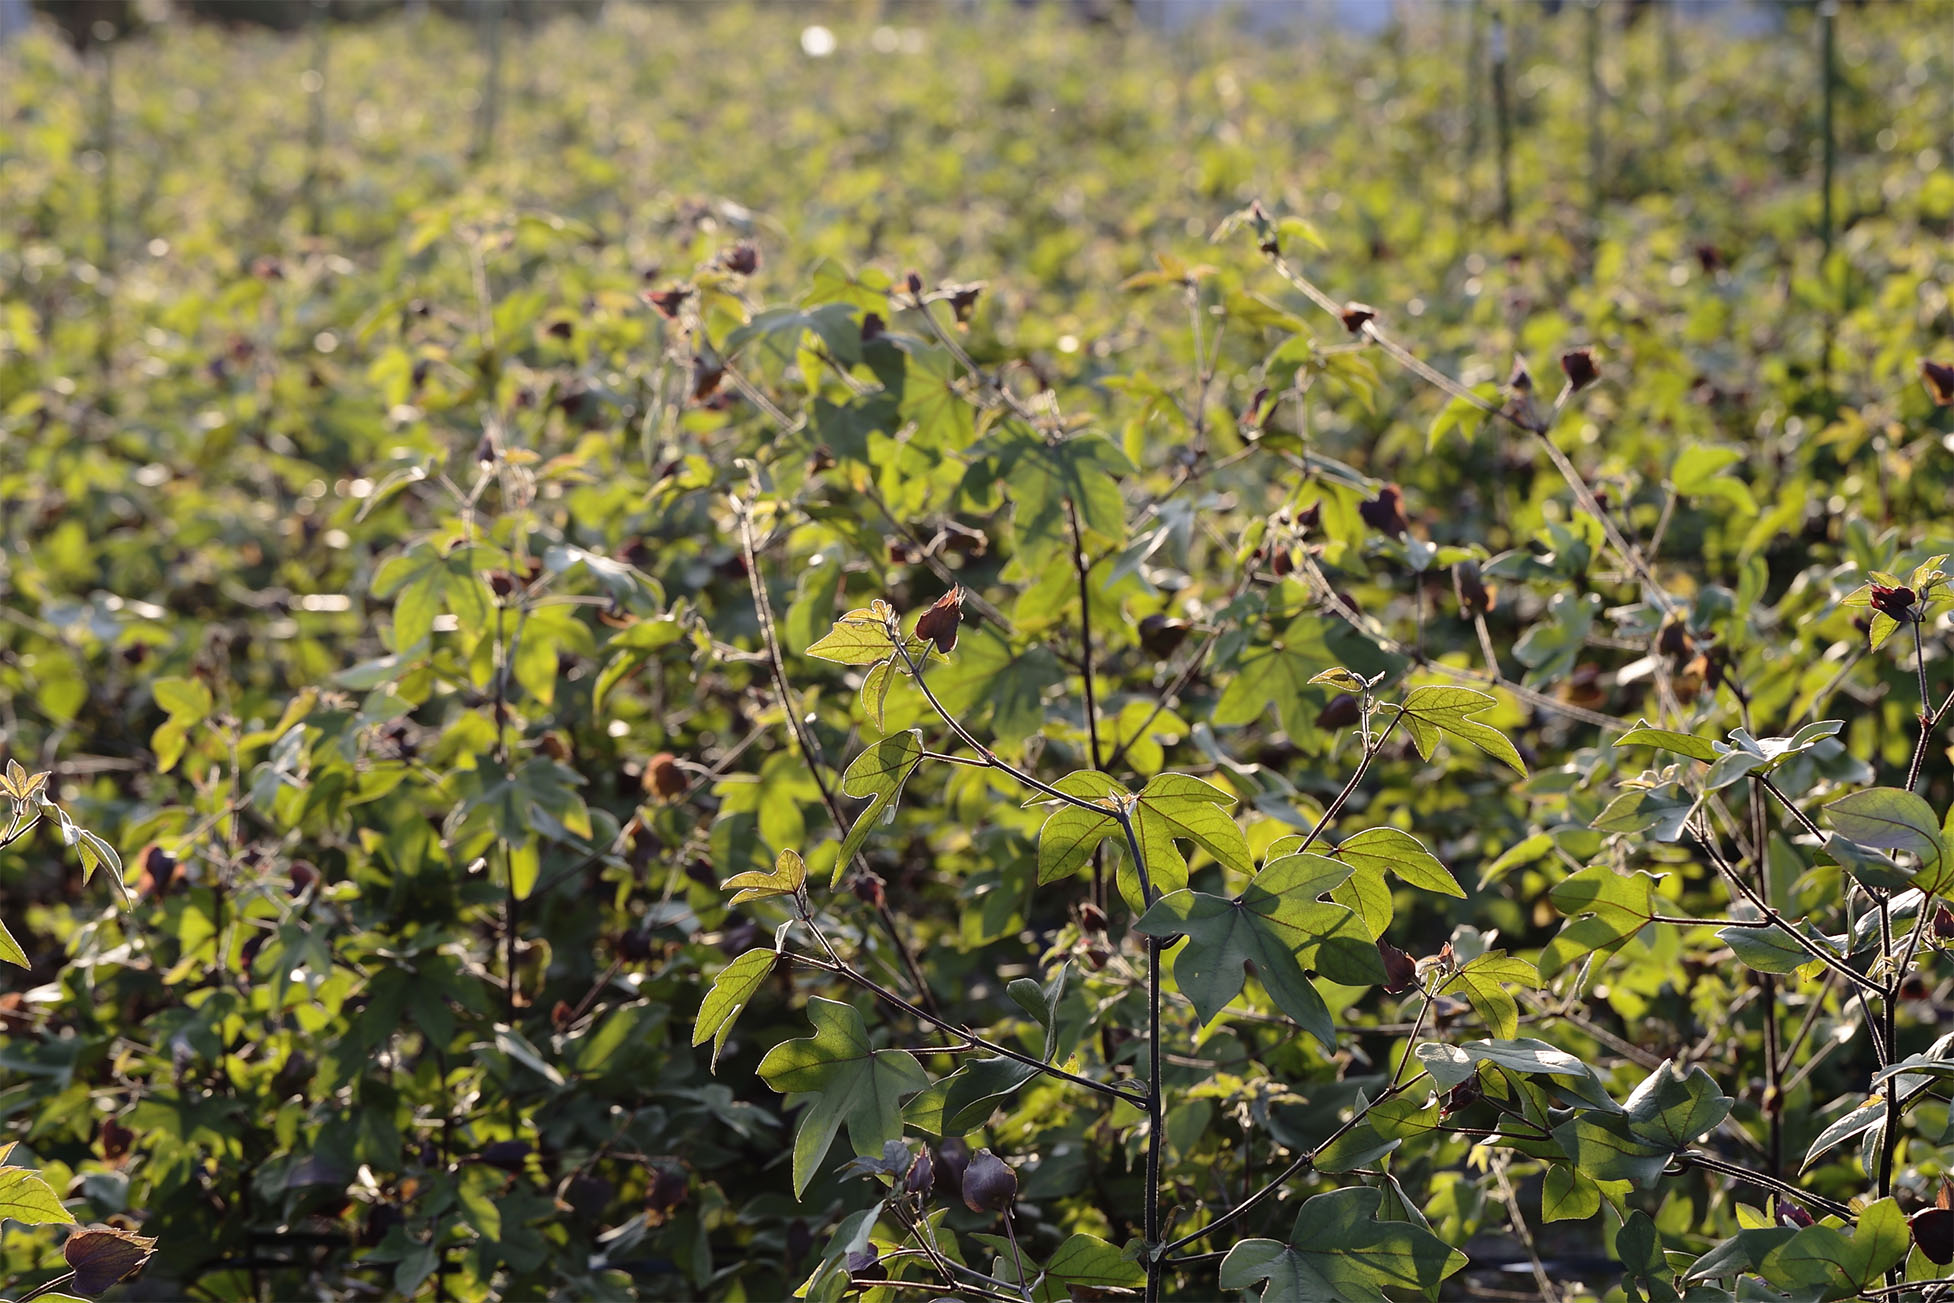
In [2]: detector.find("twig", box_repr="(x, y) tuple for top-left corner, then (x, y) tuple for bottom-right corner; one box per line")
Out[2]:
(733, 498), (938, 1012)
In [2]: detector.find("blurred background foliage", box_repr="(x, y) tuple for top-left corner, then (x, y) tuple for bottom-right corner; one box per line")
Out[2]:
(1, 1), (1952, 1299)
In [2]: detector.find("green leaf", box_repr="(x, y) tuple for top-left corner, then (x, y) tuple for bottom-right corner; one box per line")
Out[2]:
(1329, 827), (1462, 898)
(1541, 1165), (1603, 1223)
(1827, 787), (1950, 893)
(938, 1056), (1040, 1133)
(1551, 1112), (1672, 1187)
(1398, 686), (1526, 776)
(806, 602), (899, 665)
(1035, 771), (1253, 908)
(1213, 615), (1340, 743)
(978, 427), (1132, 570)
(1685, 1227), (1799, 1282)
(1763, 1197), (1908, 1300)
(926, 624), (1064, 747)
(1614, 722), (1720, 763)
(833, 731), (924, 883)
(1438, 951), (1538, 1039)
(757, 998), (930, 1198)
(1134, 853), (1381, 1048)
(1620, 1059), (1733, 1151)
(1719, 922), (1833, 975)
(1427, 384), (1500, 450)
(0, 914), (27, 967)
(1218, 1188), (1465, 1302)
(693, 948), (778, 1071)
(1044, 1233), (1145, 1291)
(1801, 1098), (1886, 1172)
(0, 1160), (77, 1225)
(1537, 867), (1660, 980)
(1415, 1038), (1616, 1111)
(723, 848), (807, 905)
(1034, 772), (1126, 886)
(1128, 772), (1256, 889)
(1590, 786), (1693, 840)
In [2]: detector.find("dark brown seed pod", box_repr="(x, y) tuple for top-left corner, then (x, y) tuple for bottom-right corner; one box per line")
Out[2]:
(1340, 302), (1376, 333)
(914, 586), (964, 654)
(1870, 583), (1918, 622)
(1316, 693), (1362, 731)
(1921, 359), (1954, 407)
(644, 287), (691, 319)
(961, 1148), (1017, 1213)
(905, 1146), (935, 1197)
(644, 753), (686, 801)
(1453, 561), (1494, 617)
(1560, 347), (1598, 391)
(935, 1139), (970, 1198)
(1377, 938), (1416, 994)
(1358, 484), (1409, 538)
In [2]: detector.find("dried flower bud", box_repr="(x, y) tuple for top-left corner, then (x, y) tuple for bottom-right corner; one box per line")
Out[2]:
(961, 1148), (1017, 1213)
(1316, 693), (1362, 731)
(947, 284), (982, 324)
(1776, 1197), (1815, 1229)
(1442, 1077), (1482, 1116)
(1934, 905), (1954, 940)
(644, 287), (691, 319)
(1241, 385), (1271, 433)
(1453, 561), (1494, 617)
(1508, 355), (1533, 393)
(644, 753), (687, 801)
(905, 270), (925, 297)
(914, 587), (964, 654)
(1870, 583), (1919, 622)
(1560, 348), (1598, 391)
(1377, 939), (1417, 994)
(851, 872), (886, 910)
(935, 1139), (970, 1197)
(1914, 1207), (1954, 1266)
(1340, 302), (1376, 333)
(691, 355), (725, 402)
(1078, 902), (1109, 934)
(844, 1248), (883, 1281)
(1358, 483), (1409, 537)
(904, 1146), (935, 1197)
(1921, 359), (1954, 407)
(1657, 620), (1694, 662)
(1138, 614), (1191, 658)
(860, 312), (886, 342)
(720, 242), (760, 276)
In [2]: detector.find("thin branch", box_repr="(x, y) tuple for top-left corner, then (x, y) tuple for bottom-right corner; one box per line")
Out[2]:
(783, 950), (1144, 1107)
(734, 498), (937, 1012)
(1680, 1151), (1851, 1219)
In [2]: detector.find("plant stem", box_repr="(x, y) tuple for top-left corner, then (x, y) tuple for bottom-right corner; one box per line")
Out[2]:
(1692, 819), (1880, 995)
(1681, 1152), (1851, 1219)
(1294, 707), (1405, 857)
(1159, 1073), (1429, 1256)
(1067, 495), (1107, 910)
(1907, 620), (1942, 792)
(783, 950), (1144, 1107)
(734, 501), (939, 1012)
(1755, 774), (1825, 841)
